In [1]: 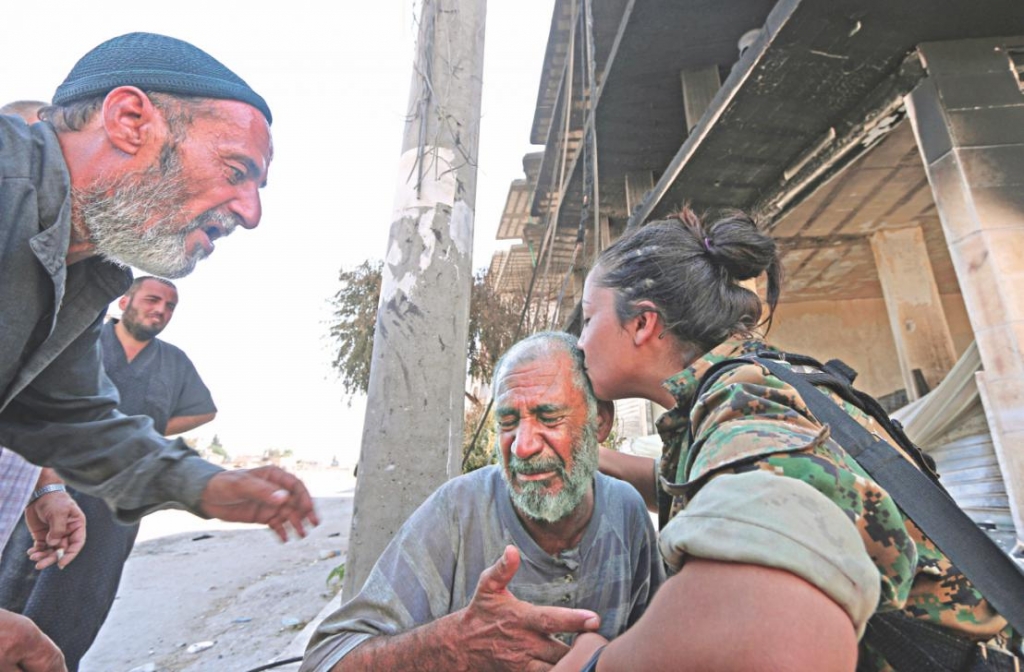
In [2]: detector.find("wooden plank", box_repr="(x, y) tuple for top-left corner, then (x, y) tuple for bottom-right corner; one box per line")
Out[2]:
(870, 225), (958, 399)
(680, 66), (722, 133)
(624, 171), (654, 217)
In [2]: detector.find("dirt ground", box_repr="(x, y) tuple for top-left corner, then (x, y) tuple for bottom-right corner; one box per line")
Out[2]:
(80, 468), (355, 672)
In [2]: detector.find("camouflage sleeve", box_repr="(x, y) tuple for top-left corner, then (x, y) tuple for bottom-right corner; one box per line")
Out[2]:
(659, 470), (881, 638)
(685, 362), (919, 614)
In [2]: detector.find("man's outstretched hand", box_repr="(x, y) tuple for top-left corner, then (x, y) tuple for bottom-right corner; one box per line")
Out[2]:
(454, 545), (601, 672)
(198, 466), (319, 541)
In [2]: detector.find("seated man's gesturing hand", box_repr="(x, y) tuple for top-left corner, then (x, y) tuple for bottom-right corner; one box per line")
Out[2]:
(199, 466), (319, 541)
(455, 545), (601, 672)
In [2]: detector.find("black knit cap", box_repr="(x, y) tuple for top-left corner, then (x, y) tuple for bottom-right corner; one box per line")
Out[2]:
(53, 32), (272, 124)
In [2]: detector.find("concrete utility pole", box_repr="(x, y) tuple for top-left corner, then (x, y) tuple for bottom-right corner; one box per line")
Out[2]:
(344, 0), (487, 597)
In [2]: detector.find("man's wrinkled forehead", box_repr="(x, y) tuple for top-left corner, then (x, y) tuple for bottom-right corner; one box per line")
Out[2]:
(496, 349), (568, 392)
(496, 357), (587, 420)
(497, 362), (556, 394)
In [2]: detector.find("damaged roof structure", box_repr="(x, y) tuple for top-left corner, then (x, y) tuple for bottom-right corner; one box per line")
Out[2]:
(488, 0), (1024, 550)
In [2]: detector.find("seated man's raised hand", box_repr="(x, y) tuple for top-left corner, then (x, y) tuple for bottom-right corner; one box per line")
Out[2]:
(453, 546), (601, 671)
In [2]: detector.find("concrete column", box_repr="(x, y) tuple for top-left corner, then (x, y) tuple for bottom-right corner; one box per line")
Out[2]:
(344, 0), (487, 596)
(869, 226), (958, 400)
(907, 36), (1024, 545)
(625, 171), (654, 217)
(680, 66), (722, 132)
(598, 215), (612, 253)
(572, 264), (587, 304)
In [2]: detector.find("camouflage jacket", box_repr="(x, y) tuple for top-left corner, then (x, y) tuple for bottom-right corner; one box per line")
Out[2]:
(655, 337), (1012, 670)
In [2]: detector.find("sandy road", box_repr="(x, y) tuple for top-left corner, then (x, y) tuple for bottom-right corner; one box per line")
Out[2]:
(80, 468), (355, 672)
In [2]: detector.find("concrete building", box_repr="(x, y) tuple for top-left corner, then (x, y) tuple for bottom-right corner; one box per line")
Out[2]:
(487, 0), (1024, 549)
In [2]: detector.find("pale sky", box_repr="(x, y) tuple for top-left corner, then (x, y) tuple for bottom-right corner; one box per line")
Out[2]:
(1, 1), (554, 466)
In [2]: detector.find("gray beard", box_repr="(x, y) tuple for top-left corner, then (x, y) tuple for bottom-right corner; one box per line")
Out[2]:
(499, 422), (600, 524)
(73, 150), (208, 279)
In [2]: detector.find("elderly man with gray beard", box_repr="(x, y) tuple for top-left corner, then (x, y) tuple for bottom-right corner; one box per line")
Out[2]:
(301, 332), (664, 672)
(0, 33), (316, 671)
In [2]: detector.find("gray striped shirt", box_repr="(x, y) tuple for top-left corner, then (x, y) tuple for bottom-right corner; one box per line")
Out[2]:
(302, 467), (663, 671)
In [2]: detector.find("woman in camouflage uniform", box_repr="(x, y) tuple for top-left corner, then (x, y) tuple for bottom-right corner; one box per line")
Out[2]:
(558, 208), (1016, 671)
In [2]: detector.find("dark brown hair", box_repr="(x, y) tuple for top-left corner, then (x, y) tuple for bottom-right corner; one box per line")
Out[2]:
(592, 207), (782, 353)
(127, 275), (177, 296)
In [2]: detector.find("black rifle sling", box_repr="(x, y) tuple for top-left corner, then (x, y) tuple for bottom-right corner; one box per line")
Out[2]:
(747, 355), (1024, 636)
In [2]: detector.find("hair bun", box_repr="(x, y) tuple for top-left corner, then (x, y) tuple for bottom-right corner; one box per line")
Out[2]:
(593, 206), (782, 351)
(705, 211), (775, 281)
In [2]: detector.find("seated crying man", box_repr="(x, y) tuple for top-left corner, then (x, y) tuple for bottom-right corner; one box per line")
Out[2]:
(301, 332), (664, 672)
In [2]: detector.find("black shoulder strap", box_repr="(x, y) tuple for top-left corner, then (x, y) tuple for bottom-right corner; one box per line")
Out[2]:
(748, 355), (1024, 636)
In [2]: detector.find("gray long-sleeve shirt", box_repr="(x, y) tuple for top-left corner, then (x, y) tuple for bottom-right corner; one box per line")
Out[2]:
(302, 467), (664, 672)
(0, 114), (222, 521)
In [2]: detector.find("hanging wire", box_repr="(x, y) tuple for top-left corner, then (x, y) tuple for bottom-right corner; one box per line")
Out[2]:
(406, 0), (481, 201)
(462, 0), (583, 468)
(411, 0), (436, 197)
(549, 0), (600, 329)
(538, 0), (579, 320)
(584, 0), (602, 260)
